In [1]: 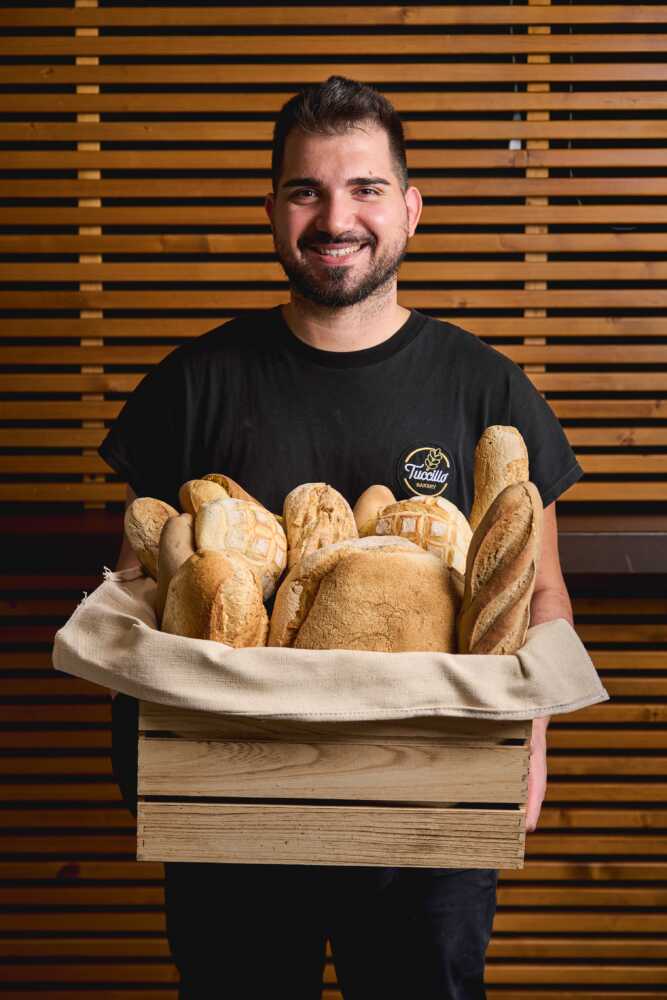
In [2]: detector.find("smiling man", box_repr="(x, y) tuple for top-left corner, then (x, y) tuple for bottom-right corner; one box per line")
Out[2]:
(100, 76), (582, 1000)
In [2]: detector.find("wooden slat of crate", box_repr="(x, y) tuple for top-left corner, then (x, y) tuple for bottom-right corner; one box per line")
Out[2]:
(137, 703), (530, 869)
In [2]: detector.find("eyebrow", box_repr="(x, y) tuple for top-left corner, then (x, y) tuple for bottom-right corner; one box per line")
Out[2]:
(281, 175), (391, 190)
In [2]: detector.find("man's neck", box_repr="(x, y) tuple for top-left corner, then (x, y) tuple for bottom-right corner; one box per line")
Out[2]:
(281, 291), (411, 353)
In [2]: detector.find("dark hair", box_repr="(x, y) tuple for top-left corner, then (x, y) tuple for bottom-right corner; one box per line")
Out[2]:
(271, 75), (408, 192)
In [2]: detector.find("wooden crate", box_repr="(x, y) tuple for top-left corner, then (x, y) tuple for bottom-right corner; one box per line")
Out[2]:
(137, 703), (530, 869)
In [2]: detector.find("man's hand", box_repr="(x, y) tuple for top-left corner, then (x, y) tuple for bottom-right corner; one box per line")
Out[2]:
(525, 720), (548, 833)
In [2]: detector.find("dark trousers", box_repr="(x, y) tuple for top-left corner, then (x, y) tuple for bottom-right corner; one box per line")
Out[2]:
(112, 695), (497, 999)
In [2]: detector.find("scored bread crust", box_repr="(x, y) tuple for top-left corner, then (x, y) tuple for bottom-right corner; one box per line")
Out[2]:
(268, 535), (458, 653)
(283, 482), (358, 568)
(162, 549), (268, 646)
(469, 425), (529, 532)
(457, 481), (543, 655)
(372, 495), (472, 576)
(194, 497), (287, 600)
(123, 497), (179, 580)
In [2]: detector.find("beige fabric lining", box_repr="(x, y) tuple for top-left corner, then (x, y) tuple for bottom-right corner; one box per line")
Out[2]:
(52, 566), (609, 722)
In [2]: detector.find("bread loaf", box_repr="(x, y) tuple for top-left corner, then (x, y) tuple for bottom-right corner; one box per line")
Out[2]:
(202, 473), (260, 507)
(283, 483), (357, 569)
(123, 497), (179, 580)
(372, 495), (472, 576)
(469, 425), (529, 531)
(194, 497), (287, 600)
(353, 484), (396, 536)
(155, 513), (195, 625)
(457, 481), (543, 655)
(269, 535), (459, 653)
(162, 549), (268, 646)
(179, 479), (226, 515)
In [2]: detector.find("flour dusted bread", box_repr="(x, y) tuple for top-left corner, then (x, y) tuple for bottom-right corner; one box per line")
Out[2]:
(269, 536), (459, 653)
(372, 496), (472, 576)
(194, 497), (287, 600)
(458, 481), (543, 655)
(162, 549), (268, 646)
(179, 479), (226, 515)
(283, 483), (357, 568)
(124, 497), (179, 580)
(353, 484), (396, 536)
(469, 425), (529, 531)
(155, 513), (195, 625)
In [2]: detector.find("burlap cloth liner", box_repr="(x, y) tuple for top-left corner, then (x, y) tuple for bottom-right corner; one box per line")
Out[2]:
(52, 565), (609, 722)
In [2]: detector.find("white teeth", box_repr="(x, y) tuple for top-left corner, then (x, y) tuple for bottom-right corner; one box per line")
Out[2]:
(313, 245), (363, 257)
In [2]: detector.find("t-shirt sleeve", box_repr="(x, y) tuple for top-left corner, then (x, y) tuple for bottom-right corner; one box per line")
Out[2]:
(505, 364), (583, 507)
(98, 353), (188, 508)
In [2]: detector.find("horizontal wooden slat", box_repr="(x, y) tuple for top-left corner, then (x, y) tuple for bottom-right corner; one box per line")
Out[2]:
(137, 801), (525, 868)
(8, 261), (667, 283)
(1, 62), (665, 84)
(1, 317), (665, 340)
(3, 5), (667, 27)
(5, 34), (667, 56)
(4, 232), (667, 255)
(4, 91), (667, 114)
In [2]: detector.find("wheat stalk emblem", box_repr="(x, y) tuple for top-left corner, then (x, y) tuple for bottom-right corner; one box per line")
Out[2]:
(424, 448), (445, 471)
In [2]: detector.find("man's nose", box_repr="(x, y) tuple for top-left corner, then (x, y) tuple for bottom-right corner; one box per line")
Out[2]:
(314, 192), (356, 236)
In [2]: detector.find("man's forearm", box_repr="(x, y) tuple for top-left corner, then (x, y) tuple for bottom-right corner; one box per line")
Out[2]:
(528, 586), (574, 746)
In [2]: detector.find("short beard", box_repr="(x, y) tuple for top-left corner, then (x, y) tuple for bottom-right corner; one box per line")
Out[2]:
(274, 232), (409, 309)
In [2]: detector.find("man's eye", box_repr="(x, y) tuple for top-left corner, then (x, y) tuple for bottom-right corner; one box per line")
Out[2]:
(293, 189), (317, 199)
(357, 188), (381, 196)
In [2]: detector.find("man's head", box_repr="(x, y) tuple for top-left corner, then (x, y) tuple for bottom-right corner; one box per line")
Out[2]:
(265, 76), (422, 310)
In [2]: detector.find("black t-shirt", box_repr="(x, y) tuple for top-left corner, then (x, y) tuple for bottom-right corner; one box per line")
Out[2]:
(99, 306), (582, 517)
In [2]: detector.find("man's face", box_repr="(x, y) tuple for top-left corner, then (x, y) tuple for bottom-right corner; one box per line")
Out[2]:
(265, 124), (421, 309)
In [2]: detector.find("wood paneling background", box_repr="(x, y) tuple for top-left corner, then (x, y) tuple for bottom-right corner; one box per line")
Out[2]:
(1, 2), (666, 997)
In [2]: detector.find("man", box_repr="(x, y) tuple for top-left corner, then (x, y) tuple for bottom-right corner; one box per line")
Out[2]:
(102, 76), (581, 1000)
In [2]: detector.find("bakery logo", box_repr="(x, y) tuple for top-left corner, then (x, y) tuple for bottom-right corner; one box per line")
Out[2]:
(397, 444), (452, 497)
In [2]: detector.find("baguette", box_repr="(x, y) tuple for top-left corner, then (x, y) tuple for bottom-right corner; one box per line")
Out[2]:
(155, 513), (195, 625)
(457, 481), (543, 655)
(469, 425), (529, 531)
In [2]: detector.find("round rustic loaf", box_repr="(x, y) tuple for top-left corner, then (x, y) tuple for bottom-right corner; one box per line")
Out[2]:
(162, 549), (268, 646)
(283, 482), (358, 569)
(194, 497), (287, 600)
(123, 496), (179, 580)
(269, 535), (459, 653)
(371, 495), (472, 576)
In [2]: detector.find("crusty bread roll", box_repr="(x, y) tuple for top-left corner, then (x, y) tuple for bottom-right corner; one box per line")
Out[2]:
(202, 473), (260, 507)
(283, 482), (358, 569)
(179, 479), (226, 515)
(469, 425), (529, 532)
(353, 484), (396, 536)
(123, 497), (179, 580)
(162, 549), (268, 646)
(372, 496), (472, 576)
(194, 497), (287, 600)
(269, 536), (459, 653)
(457, 481), (543, 655)
(155, 513), (195, 625)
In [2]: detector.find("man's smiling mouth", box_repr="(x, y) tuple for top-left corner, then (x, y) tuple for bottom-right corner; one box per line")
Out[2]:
(306, 243), (369, 258)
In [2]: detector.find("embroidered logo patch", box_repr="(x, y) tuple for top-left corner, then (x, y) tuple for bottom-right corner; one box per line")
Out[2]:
(397, 444), (453, 498)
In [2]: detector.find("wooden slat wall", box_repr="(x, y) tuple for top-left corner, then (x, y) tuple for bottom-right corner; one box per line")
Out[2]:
(1, 3), (666, 998)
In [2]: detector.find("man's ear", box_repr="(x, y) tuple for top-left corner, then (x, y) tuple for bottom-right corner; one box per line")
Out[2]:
(405, 185), (423, 238)
(264, 193), (274, 225)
